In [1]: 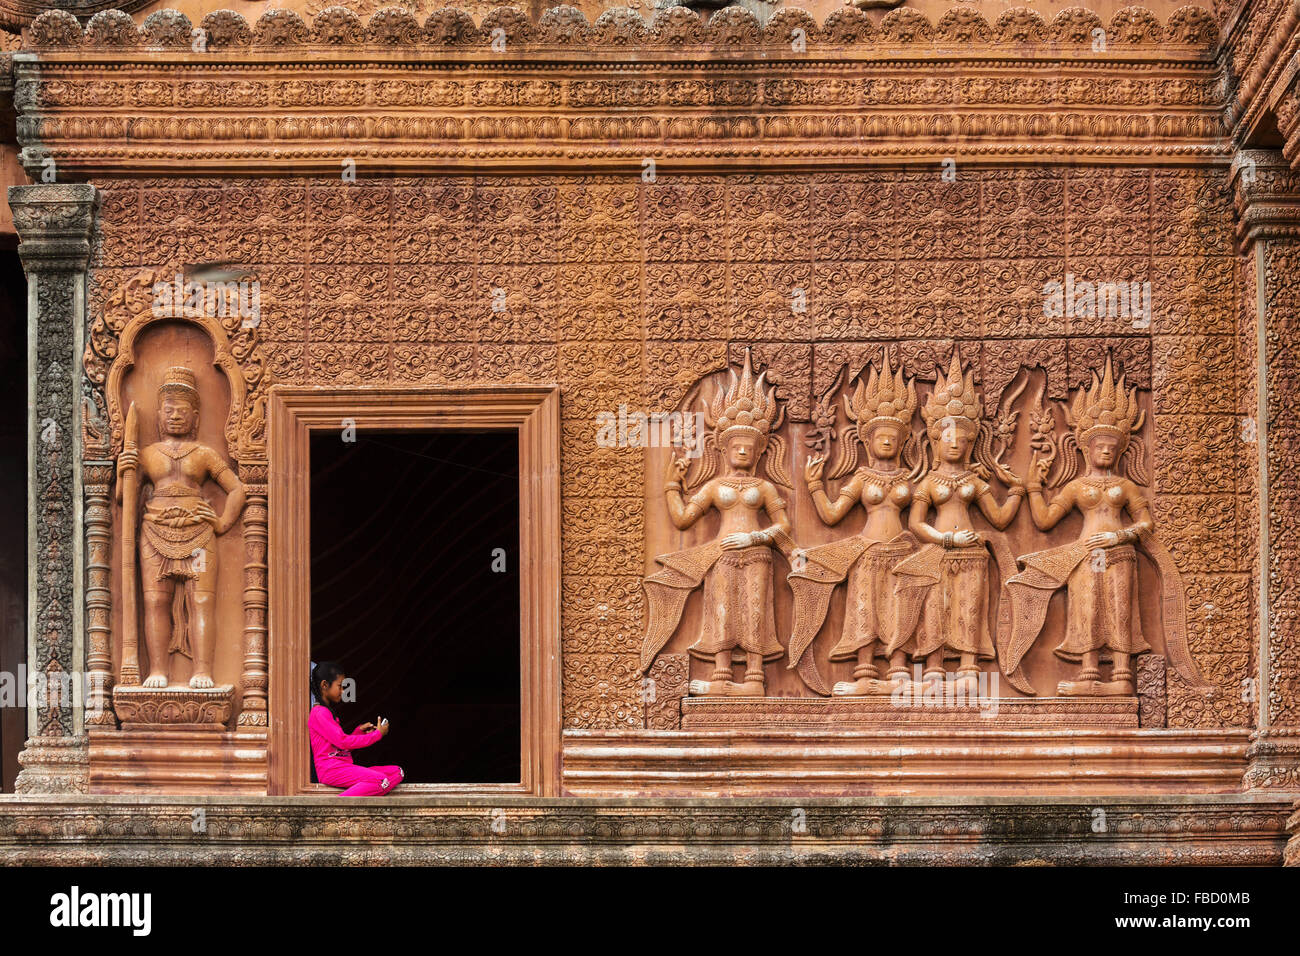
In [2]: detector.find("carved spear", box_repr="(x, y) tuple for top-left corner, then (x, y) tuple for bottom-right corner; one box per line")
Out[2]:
(119, 402), (141, 685)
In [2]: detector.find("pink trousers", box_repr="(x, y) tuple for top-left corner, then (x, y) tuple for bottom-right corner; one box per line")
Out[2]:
(319, 762), (404, 797)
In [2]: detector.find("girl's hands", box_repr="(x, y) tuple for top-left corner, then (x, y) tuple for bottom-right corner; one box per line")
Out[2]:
(355, 722), (376, 734)
(378, 717), (391, 738)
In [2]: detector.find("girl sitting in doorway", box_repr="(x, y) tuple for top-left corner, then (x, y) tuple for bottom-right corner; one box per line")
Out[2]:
(309, 660), (404, 797)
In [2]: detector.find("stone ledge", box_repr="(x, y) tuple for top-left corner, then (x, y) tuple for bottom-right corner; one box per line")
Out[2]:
(0, 794), (1290, 865)
(562, 728), (1253, 796)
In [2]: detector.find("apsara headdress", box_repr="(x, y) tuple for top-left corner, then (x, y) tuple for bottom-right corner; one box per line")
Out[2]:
(846, 353), (917, 443)
(705, 347), (782, 448)
(921, 348), (980, 440)
(1067, 355), (1143, 453)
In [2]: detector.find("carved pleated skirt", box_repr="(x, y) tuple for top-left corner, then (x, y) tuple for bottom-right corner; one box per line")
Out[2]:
(1054, 544), (1151, 660)
(910, 548), (996, 661)
(829, 536), (913, 660)
(689, 545), (785, 661)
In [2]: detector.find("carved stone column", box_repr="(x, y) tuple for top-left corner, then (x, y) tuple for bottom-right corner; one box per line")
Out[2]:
(8, 183), (98, 793)
(237, 462), (269, 727)
(1233, 150), (1300, 792)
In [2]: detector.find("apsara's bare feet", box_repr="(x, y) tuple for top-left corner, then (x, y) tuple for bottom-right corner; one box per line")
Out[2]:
(723, 679), (765, 697)
(689, 678), (729, 697)
(832, 677), (901, 697)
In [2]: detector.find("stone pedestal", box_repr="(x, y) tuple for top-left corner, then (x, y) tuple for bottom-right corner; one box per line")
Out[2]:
(1244, 728), (1300, 790)
(88, 728), (267, 794)
(111, 685), (234, 731)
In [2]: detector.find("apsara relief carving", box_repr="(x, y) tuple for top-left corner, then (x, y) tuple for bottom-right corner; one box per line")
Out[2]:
(640, 346), (1214, 711)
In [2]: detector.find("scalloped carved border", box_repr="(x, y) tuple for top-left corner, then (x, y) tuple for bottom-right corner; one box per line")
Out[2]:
(25, 4), (1221, 52)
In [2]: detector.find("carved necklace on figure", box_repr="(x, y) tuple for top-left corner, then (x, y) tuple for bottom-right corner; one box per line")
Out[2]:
(927, 469), (978, 504)
(156, 441), (199, 461)
(857, 466), (910, 506)
(1079, 473), (1127, 504)
(717, 475), (763, 508)
(928, 469), (975, 490)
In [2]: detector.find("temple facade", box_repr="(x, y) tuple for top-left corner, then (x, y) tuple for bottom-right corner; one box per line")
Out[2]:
(1, 0), (1299, 864)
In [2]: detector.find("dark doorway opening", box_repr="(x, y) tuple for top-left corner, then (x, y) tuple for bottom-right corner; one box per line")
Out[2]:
(0, 248), (25, 792)
(309, 430), (521, 785)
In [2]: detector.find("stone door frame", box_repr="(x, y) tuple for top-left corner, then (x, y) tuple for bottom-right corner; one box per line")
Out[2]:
(266, 385), (561, 796)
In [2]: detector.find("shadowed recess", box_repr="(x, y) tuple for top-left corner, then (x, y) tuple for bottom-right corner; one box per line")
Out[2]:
(309, 429), (520, 785)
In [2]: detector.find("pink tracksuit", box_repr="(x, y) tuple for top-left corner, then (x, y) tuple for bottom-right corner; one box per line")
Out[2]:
(308, 704), (404, 796)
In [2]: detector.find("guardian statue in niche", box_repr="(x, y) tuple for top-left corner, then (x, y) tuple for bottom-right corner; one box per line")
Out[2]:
(117, 366), (246, 689)
(786, 355), (921, 696)
(890, 350), (1026, 696)
(640, 349), (798, 697)
(1001, 357), (1211, 696)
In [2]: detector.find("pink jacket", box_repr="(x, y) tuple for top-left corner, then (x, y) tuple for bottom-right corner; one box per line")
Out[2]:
(309, 704), (382, 769)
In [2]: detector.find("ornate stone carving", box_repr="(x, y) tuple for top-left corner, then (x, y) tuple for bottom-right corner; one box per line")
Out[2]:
(140, 9), (192, 48)
(114, 366), (246, 695)
(9, 183), (97, 793)
(787, 354), (920, 696)
(13, 6), (1227, 181)
(641, 349), (801, 698)
(1243, 729), (1300, 791)
(890, 349), (1024, 696)
(112, 685), (235, 730)
(644, 654), (688, 729)
(78, 169), (1255, 741)
(681, 696), (1140, 730)
(85, 269), (271, 462)
(84, 9), (139, 47)
(1136, 653), (1167, 727)
(1004, 357), (1210, 697)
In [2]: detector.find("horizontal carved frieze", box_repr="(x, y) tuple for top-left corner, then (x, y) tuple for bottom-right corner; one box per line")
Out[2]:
(13, 70), (1228, 172)
(0, 794), (1290, 864)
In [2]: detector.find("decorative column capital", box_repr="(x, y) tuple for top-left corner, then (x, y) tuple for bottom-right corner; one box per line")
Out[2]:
(1232, 149), (1300, 246)
(7, 183), (98, 272)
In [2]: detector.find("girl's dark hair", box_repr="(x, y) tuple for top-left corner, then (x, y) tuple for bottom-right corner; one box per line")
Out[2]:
(311, 660), (345, 716)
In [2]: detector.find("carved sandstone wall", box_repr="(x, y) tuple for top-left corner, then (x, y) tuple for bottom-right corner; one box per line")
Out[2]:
(84, 166), (1251, 730)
